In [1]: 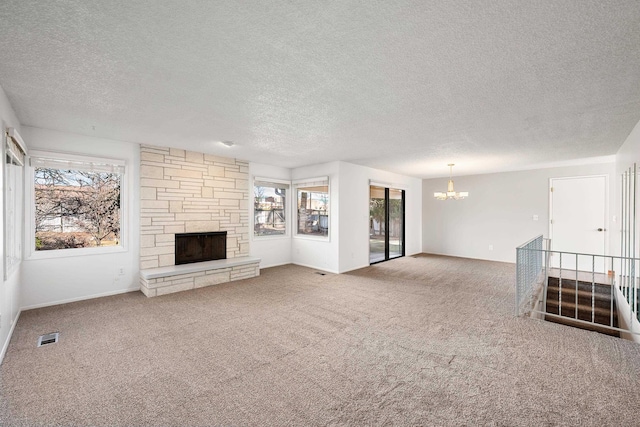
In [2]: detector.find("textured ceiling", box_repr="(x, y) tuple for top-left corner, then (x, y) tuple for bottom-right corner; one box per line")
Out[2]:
(0, 1), (639, 178)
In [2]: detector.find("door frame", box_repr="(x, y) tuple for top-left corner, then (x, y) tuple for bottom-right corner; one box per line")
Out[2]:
(369, 185), (406, 265)
(548, 174), (609, 257)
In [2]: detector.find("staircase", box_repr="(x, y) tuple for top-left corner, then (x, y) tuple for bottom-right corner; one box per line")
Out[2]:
(545, 276), (619, 337)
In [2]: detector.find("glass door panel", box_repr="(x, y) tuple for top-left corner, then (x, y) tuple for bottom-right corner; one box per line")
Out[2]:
(369, 186), (386, 264)
(389, 188), (404, 259)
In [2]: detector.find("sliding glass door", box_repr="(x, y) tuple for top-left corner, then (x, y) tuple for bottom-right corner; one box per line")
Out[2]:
(369, 185), (405, 264)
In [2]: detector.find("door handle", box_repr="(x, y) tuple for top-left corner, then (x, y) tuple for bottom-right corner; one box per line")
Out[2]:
(597, 228), (605, 232)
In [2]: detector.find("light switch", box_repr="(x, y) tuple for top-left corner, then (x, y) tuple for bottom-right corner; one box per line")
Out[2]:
(533, 215), (539, 221)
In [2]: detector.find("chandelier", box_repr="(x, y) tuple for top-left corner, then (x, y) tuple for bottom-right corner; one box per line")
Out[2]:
(434, 164), (469, 200)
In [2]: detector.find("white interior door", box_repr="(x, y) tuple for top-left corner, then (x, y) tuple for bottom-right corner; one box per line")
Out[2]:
(550, 176), (607, 272)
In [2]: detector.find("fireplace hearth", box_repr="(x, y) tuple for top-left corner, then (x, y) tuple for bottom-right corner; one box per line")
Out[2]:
(175, 231), (227, 265)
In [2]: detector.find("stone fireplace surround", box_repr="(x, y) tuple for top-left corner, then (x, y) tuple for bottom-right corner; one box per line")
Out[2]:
(138, 145), (259, 297)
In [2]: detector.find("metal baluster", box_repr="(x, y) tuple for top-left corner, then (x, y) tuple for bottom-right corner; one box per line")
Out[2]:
(611, 256), (615, 327)
(633, 260), (640, 321)
(632, 165), (637, 318)
(527, 248), (532, 312)
(515, 247), (521, 316)
(629, 260), (638, 321)
(623, 170), (628, 301)
(559, 252), (563, 317)
(575, 253), (579, 320)
(532, 246), (538, 310)
(631, 255), (636, 325)
(542, 242), (549, 316)
(634, 164), (638, 321)
(592, 255), (595, 323)
(633, 164), (637, 320)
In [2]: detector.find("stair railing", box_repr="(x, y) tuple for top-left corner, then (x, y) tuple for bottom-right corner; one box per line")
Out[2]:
(516, 236), (640, 336)
(515, 235), (548, 317)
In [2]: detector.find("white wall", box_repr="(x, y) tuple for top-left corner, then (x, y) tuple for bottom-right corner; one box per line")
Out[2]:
(252, 160), (422, 274)
(422, 162), (615, 263)
(19, 127), (140, 309)
(338, 162), (422, 273)
(616, 119), (640, 173)
(291, 162), (340, 273)
(249, 162), (292, 268)
(0, 84), (23, 363)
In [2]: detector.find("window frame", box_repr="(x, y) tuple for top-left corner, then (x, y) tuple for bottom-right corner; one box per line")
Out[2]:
(252, 177), (290, 240)
(3, 128), (26, 280)
(293, 176), (330, 241)
(26, 150), (128, 260)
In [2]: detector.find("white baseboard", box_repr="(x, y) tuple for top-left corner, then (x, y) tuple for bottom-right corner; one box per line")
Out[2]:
(337, 263), (369, 274)
(291, 262), (339, 275)
(21, 287), (140, 311)
(259, 261), (293, 270)
(0, 310), (21, 365)
(420, 251), (515, 265)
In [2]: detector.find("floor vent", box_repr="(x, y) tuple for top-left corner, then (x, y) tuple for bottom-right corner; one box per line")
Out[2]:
(37, 332), (59, 347)
(315, 272), (326, 276)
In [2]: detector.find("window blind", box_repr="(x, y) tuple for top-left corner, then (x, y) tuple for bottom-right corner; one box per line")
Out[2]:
(30, 151), (126, 174)
(5, 129), (26, 166)
(254, 179), (290, 189)
(293, 176), (329, 188)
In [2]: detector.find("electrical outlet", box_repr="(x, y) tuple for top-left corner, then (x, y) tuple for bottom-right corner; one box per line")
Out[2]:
(533, 215), (539, 221)
(488, 245), (494, 251)
(118, 267), (125, 275)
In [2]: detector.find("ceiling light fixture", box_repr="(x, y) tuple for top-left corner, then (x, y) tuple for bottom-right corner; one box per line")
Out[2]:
(221, 141), (234, 147)
(434, 164), (469, 200)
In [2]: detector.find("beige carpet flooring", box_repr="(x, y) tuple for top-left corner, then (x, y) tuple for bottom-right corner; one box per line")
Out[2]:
(2, 254), (640, 426)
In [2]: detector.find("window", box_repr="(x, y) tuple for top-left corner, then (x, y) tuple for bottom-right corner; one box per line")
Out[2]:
(4, 128), (26, 279)
(254, 178), (288, 237)
(295, 177), (329, 237)
(30, 152), (125, 252)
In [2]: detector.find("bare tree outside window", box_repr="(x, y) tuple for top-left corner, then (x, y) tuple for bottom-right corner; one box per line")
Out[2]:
(254, 183), (286, 236)
(35, 168), (121, 250)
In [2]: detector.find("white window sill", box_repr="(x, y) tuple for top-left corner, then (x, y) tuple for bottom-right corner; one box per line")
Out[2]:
(26, 245), (127, 260)
(293, 234), (330, 242)
(252, 234), (290, 241)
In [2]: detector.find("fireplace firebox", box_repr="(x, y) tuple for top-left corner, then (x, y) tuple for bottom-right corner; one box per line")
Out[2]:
(175, 231), (227, 265)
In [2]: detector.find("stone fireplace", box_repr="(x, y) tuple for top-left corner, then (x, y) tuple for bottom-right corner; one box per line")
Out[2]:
(138, 145), (260, 297)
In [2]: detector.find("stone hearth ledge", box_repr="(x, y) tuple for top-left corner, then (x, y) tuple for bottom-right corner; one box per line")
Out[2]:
(139, 256), (261, 297)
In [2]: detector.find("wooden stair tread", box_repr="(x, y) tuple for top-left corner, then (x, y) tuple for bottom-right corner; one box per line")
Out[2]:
(546, 292), (613, 308)
(546, 285), (613, 299)
(546, 315), (619, 337)
(547, 279), (611, 294)
(545, 299), (613, 317)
